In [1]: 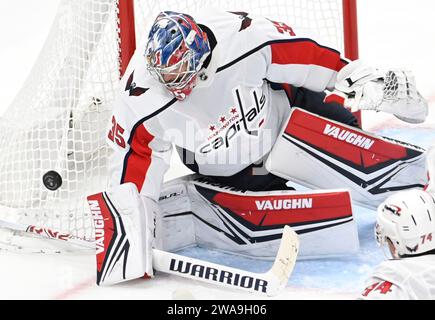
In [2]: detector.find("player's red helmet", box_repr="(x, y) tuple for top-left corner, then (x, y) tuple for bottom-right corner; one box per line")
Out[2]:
(145, 11), (210, 100)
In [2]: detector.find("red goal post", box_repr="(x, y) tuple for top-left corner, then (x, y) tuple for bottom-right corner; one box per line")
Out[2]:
(342, 0), (361, 125)
(343, 0), (359, 61)
(118, 0), (136, 77)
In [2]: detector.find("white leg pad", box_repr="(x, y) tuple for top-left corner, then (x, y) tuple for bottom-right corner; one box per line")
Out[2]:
(158, 175), (359, 260)
(266, 108), (428, 209)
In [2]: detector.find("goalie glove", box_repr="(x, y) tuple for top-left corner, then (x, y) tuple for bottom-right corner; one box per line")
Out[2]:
(331, 60), (428, 124)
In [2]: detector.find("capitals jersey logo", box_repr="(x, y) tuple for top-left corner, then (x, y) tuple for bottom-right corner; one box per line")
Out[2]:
(199, 87), (266, 154)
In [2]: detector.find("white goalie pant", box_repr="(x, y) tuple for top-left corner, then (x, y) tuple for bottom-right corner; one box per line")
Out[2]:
(156, 175), (359, 260)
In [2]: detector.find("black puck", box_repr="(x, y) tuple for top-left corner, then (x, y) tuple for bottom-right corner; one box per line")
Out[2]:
(43, 171), (63, 191)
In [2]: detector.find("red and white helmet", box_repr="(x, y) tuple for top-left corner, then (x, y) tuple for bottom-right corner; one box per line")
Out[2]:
(375, 189), (435, 257)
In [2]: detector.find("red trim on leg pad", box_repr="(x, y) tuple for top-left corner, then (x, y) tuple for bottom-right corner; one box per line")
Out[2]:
(87, 193), (116, 275)
(284, 108), (416, 169)
(212, 190), (353, 227)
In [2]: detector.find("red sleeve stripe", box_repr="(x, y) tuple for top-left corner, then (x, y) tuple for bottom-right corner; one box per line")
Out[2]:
(270, 39), (347, 72)
(121, 124), (154, 192)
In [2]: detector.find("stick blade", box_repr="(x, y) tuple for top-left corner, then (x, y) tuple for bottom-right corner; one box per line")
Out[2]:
(266, 225), (300, 296)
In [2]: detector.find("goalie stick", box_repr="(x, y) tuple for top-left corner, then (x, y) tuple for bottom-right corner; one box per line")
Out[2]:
(0, 218), (298, 296)
(153, 225), (299, 296)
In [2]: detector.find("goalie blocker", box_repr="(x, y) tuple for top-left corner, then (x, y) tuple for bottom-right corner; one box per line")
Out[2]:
(266, 108), (428, 209)
(87, 183), (157, 286)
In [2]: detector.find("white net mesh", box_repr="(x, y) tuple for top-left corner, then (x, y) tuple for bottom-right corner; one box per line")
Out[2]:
(0, 0), (350, 252)
(0, 0), (119, 250)
(134, 0), (345, 52)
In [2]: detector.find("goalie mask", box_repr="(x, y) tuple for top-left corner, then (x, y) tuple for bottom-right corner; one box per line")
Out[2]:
(375, 189), (435, 258)
(145, 11), (210, 100)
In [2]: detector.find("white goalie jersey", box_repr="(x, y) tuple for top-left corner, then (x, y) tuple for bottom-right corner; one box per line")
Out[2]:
(359, 255), (435, 300)
(107, 7), (348, 201)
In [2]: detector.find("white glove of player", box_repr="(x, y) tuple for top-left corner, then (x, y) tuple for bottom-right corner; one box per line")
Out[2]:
(332, 60), (428, 124)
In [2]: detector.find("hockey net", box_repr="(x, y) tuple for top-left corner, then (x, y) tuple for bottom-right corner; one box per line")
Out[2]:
(0, 0), (358, 253)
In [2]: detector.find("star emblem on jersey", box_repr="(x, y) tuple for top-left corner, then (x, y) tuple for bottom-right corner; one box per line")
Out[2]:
(209, 125), (216, 132)
(125, 71), (149, 97)
(230, 108), (238, 115)
(220, 116), (227, 123)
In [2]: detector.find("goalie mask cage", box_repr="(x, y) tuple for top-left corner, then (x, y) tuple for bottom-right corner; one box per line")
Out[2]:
(0, 0), (358, 252)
